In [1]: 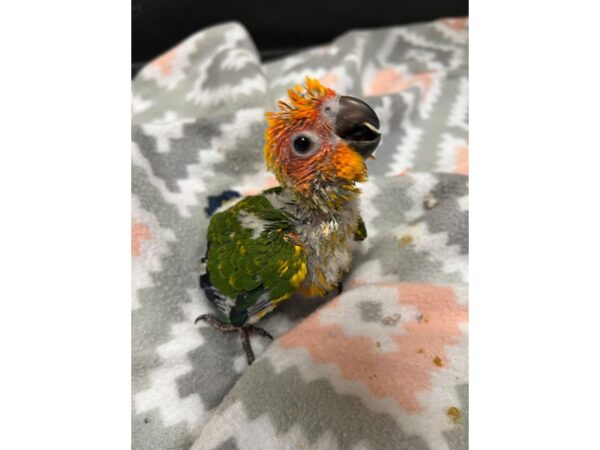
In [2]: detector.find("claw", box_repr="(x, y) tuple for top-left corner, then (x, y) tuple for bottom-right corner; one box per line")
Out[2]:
(247, 325), (274, 340)
(195, 314), (237, 332)
(194, 314), (274, 365)
(194, 314), (207, 325)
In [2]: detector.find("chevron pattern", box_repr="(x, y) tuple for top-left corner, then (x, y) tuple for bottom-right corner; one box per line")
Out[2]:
(132, 17), (468, 450)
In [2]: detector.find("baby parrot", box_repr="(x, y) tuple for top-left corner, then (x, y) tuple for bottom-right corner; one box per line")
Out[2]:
(196, 77), (381, 364)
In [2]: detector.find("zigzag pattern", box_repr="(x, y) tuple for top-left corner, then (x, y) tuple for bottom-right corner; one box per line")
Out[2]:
(132, 17), (468, 450)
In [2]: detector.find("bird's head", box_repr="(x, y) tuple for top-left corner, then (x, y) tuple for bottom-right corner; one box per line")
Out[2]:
(264, 77), (380, 197)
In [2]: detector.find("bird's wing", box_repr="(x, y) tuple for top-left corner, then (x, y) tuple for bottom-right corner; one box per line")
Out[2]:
(354, 216), (367, 241)
(205, 194), (307, 325)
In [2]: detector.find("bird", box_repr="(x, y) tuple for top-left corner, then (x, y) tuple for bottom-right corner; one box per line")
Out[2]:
(196, 77), (381, 365)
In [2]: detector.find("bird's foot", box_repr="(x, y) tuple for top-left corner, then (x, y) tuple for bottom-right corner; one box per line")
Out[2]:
(195, 314), (273, 365)
(194, 314), (238, 332)
(245, 324), (274, 340)
(238, 325), (274, 365)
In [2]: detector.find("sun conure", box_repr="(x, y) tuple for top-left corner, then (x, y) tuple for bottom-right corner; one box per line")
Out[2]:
(196, 77), (381, 364)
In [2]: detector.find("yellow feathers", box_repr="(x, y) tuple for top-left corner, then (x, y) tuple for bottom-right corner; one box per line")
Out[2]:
(331, 143), (368, 183)
(291, 262), (307, 288)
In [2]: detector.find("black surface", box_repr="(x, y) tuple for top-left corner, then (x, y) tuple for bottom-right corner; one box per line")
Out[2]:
(133, 0), (467, 70)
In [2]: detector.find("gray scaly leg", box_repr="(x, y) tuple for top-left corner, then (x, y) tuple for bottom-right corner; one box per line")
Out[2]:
(194, 314), (238, 332)
(195, 314), (274, 365)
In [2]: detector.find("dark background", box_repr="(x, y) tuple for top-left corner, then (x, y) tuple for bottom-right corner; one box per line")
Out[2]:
(132, 0), (468, 77)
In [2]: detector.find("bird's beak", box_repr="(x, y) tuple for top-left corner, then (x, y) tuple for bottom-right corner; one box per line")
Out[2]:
(334, 96), (381, 159)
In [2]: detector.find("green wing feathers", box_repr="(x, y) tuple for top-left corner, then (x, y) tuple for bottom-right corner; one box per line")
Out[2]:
(206, 195), (307, 315)
(354, 216), (367, 241)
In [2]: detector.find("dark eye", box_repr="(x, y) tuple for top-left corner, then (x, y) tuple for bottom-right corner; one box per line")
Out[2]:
(292, 135), (312, 154)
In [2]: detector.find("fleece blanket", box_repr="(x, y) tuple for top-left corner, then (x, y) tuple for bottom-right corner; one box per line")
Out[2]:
(132, 18), (468, 450)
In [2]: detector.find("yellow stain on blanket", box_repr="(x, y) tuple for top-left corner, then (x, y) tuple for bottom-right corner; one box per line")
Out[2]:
(447, 406), (462, 424)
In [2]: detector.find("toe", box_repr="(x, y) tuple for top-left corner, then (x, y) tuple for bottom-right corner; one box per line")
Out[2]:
(194, 314), (207, 325)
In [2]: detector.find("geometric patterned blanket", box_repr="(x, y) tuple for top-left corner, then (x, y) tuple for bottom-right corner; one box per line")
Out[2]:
(132, 17), (468, 450)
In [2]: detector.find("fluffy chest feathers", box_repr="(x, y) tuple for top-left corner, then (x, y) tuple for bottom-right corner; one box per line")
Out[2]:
(266, 188), (361, 297)
(296, 206), (359, 296)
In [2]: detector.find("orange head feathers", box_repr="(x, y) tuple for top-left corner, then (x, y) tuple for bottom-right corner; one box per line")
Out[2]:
(264, 77), (381, 195)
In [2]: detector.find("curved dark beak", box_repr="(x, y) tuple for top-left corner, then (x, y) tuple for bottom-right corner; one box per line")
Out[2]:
(334, 95), (381, 159)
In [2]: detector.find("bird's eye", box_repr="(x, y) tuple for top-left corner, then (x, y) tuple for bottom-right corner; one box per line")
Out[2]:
(292, 135), (313, 155)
